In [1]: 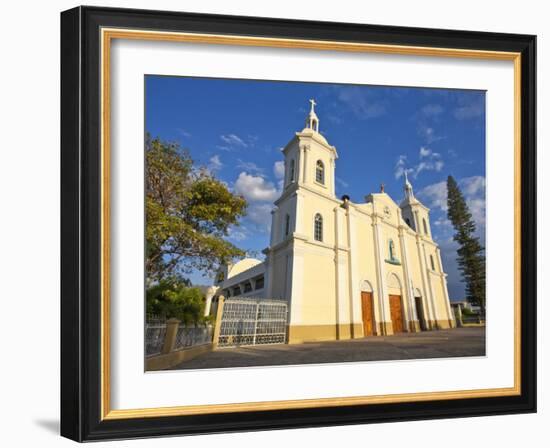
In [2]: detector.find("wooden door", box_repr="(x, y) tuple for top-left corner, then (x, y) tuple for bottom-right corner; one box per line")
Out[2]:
(389, 294), (404, 333)
(361, 292), (375, 336)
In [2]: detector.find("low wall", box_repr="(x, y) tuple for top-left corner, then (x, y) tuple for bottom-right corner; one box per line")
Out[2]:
(146, 343), (213, 371)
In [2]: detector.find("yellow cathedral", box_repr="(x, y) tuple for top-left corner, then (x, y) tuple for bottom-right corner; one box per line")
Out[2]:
(207, 100), (456, 344)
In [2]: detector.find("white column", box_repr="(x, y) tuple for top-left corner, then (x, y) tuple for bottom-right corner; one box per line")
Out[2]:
(265, 251), (275, 298)
(346, 207), (362, 337)
(334, 206), (349, 338)
(372, 216), (391, 334)
(204, 286), (218, 316)
(270, 208), (278, 246)
(288, 247), (304, 326)
(416, 235), (434, 328)
(413, 210), (421, 236)
(302, 145), (310, 184)
(294, 192), (304, 235)
(302, 146), (306, 184)
(398, 227), (416, 331)
(436, 247), (455, 325)
(422, 243), (439, 327)
(330, 158), (336, 196)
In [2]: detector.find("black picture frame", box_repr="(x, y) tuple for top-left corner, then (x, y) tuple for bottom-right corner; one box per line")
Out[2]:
(61, 5), (536, 442)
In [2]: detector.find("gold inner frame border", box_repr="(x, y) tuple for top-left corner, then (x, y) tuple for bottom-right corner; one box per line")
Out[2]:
(99, 27), (522, 420)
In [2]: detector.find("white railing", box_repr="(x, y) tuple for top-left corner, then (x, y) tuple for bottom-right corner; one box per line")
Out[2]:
(217, 297), (288, 347)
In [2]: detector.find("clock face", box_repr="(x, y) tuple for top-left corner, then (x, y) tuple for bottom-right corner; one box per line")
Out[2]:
(383, 206), (392, 219)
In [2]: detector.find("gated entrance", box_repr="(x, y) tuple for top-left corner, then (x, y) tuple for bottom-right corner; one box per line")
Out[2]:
(217, 297), (288, 348)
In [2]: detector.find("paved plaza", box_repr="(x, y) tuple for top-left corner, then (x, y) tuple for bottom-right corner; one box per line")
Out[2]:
(171, 327), (485, 370)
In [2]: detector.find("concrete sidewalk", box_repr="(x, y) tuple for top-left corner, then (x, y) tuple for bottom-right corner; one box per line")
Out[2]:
(170, 327), (485, 370)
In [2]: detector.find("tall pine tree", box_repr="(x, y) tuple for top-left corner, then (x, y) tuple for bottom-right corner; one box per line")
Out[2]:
(446, 176), (486, 313)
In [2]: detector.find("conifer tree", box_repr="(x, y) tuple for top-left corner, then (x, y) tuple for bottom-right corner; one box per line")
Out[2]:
(446, 176), (486, 313)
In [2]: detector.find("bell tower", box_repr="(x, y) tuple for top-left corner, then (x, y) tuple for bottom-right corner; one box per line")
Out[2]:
(279, 99), (338, 197)
(400, 171), (432, 239)
(269, 100), (338, 247)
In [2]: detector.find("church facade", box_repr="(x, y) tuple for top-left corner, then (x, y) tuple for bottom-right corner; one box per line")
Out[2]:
(208, 101), (456, 344)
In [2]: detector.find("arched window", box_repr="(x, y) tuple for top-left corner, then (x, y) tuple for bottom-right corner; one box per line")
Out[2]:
(430, 254), (436, 270)
(289, 159), (295, 183)
(405, 217), (411, 227)
(284, 214), (290, 237)
(314, 213), (323, 242)
(423, 218), (428, 235)
(315, 160), (325, 184)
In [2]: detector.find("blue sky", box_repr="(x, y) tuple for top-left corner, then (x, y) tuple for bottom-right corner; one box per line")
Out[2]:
(145, 76), (486, 300)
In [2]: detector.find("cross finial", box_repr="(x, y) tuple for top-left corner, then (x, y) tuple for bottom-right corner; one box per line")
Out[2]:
(309, 98), (317, 113)
(404, 170), (409, 183)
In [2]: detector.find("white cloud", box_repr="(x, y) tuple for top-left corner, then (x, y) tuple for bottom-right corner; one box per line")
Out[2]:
(334, 86), (387, 119)
(336, 177), (349, 188)
(220, 133), (247, 147)
(418, 173), (486, 300)
(421, 104), (443, 117)
(273, 160), (285, 179)
(467, 197), (486, 227)
(394, 155), (408, 179)
(417, 176), (486, 231)
(418, 125), (445, 144)
(234, 172), (279, 202)
(419, 146), (432, 158)
(434, 217), (452, 228)
(460, 176), (486, 228)
(460, 175), (486, 196)
(208, 155), (222, 171)
(414, 147), (444, 177)
(418, 180), (448, 212)
(454, 95), (484, 120)
(395, 148), (443, 180)
(247, 203), (274, 227)
(237, 159), (263, 175)
(227, 226), (248, 242)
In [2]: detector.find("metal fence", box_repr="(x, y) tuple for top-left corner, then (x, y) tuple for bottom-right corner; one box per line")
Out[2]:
(174, 325), (213, 350)
(218, 297), (288, 348)
(146, 319), (214, 357)
(145, 321), (167, 357)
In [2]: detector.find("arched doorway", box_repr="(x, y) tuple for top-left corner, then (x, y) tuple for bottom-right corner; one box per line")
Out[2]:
(387, 273), (405, 333)
(360, 280), (375, 336)
(413, 287), (427, 331)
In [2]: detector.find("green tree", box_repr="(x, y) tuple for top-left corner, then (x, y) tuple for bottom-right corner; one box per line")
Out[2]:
(146, 277), (207, 324)
(446, 175), (486, 313)
(146, 135), (247, 284)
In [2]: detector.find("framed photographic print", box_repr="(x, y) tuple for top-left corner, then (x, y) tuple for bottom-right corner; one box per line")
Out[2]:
(60, 6), (536, 442)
